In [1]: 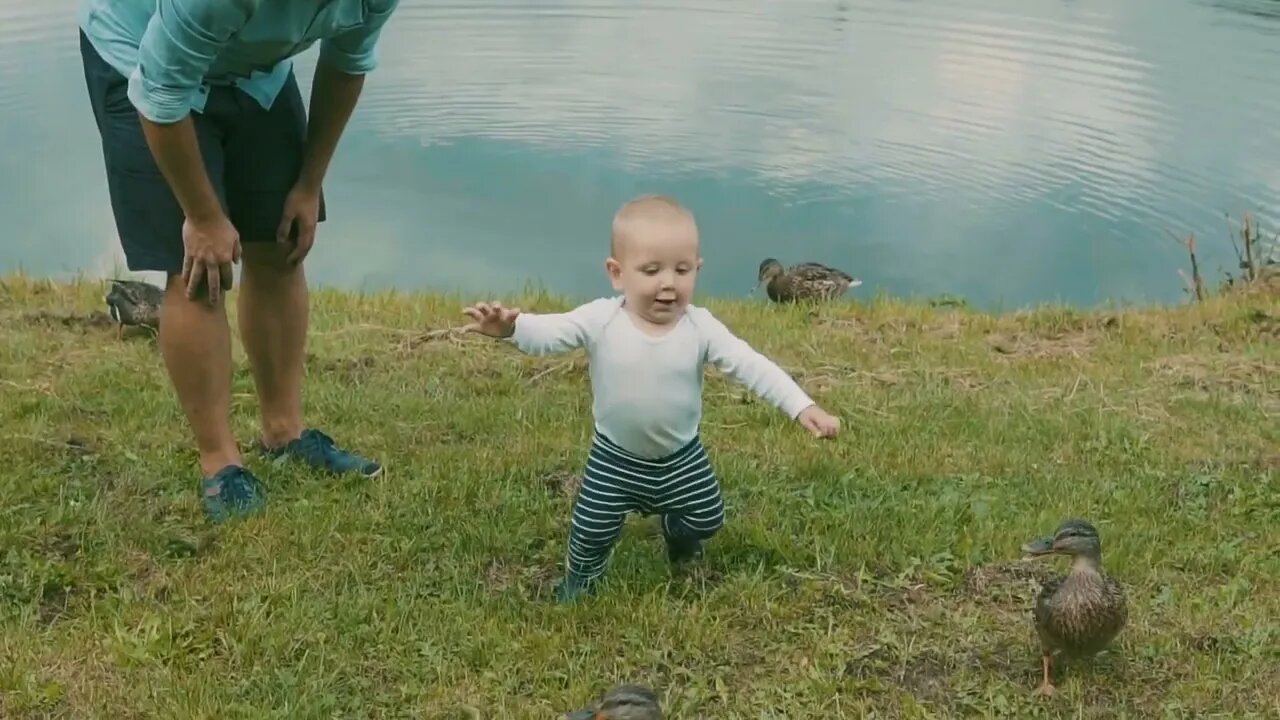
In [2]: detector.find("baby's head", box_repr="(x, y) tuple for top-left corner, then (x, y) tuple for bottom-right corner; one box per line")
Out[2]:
(605, 194), (702, 327)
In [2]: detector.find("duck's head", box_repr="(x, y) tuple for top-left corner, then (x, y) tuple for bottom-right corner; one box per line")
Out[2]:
(565, 685), (662, 720)
(1021, 518), (1103, 561)
(757, 258), (785, 282)
(753, 258), (786, 294)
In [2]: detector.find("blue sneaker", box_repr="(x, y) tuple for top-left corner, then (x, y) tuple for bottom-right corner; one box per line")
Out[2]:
(261, 428), (382, 478)
(553, 572), (598, 604)
(201, 465), (266, 523)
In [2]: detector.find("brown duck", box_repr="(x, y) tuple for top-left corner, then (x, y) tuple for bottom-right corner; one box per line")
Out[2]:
(1021, 518), (1128, 696)
(564, 684), (662, 720)
(755, 258), (860, 303)
(104, 279), (164, 339)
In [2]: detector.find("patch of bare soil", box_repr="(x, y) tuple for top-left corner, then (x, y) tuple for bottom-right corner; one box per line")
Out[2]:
(791, 364), (906, 394)
(481, 557), (559, 596)
(986, 330), (1098, 359)
(958, 561), (1057, 606)
(538, 470), (581, 500)
(19, 310), (115, 331)
(310, 354), (378, 381)
(398, 326), (471, 351)
(1146, 354), (1277, 399)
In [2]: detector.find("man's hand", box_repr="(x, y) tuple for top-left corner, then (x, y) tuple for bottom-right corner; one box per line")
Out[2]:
(462, 301), (521, 338)
(797, 404), (840, 438)
(182, 214), (240, 305)
(277, 184), (322, 265)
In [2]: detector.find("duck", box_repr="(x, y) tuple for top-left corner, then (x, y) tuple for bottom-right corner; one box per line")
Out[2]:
(564, 684), (662, 720)
(1021, 518), (1128, 696)
(755, 258), (861, 303)
(104, 279), (164, 338)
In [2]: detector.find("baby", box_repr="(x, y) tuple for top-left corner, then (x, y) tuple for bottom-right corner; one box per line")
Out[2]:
(463, 194), (839, 602)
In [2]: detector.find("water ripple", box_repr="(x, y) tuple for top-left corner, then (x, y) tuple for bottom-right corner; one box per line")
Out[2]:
(4, 0), (1280, 306)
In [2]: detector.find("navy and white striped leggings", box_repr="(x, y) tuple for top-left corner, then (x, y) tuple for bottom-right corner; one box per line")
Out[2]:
(566, 433), (726, 580)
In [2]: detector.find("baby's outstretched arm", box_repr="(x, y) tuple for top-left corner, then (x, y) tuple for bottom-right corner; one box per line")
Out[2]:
(462, 297), (614, 355)
(463, 300), (520, 338)
(692, 307), (840, 438)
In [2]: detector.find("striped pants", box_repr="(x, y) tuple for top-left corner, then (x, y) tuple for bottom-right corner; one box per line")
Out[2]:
(567, 433), (725, 580)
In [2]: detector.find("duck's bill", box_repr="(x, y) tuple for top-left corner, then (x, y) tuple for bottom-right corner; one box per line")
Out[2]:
(1020, 538), (1055, 557)
(564, 710), (596, 720)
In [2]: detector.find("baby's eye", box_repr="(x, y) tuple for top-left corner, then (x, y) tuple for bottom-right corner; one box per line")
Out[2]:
(676, 267), (690, 275)
(642, 267), (659, 275)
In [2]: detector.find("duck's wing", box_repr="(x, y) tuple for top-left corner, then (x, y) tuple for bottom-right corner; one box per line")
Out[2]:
(122, 280), (164, 305)
(791, 262), (856, 284)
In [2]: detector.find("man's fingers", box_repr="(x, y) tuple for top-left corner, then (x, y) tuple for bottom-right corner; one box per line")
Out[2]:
(219, 261), (234, 294)
(277, 214), (294, 246)
(182, 255), (194, 288)
(206, 265), (221, 305)
(185, 259), (203, 300)
(289, 223), (315, 266)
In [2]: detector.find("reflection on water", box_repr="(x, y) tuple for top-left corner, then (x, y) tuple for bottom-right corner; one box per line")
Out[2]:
(2, 0), (1278, 308)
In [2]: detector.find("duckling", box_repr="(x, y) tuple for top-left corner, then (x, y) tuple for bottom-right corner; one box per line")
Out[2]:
(564, 684), (662, 720)
(1021, 518), (1127, 696)
(104, 279), (163, 339)
(755, 258), (861, 303)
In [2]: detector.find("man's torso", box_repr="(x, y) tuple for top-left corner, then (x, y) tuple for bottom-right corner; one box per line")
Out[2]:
(79, 0), (376, 111)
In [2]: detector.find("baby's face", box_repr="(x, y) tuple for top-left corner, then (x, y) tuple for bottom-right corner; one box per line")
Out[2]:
(607, 218), (701, 328)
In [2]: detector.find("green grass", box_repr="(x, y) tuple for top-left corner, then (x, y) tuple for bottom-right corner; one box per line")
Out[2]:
(1, 273), (1277, 718)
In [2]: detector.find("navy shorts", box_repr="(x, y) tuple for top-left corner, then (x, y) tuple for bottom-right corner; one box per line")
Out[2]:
(79, 30), (326, 274)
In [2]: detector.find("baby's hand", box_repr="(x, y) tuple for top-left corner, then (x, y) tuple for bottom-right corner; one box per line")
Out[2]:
(462, 300), (521, 338)
(797, 405), (840, 438)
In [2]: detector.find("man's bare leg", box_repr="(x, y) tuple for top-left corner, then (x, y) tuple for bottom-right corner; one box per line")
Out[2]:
(238, 243), (308, 448)
(235, 242), (380, 477)
(158, 275), (241, 476)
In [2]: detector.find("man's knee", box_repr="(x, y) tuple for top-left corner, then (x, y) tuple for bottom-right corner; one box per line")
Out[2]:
(161, 272), (228, 313)
(238, 240), (304, 280)
(240, 243), (297, 276)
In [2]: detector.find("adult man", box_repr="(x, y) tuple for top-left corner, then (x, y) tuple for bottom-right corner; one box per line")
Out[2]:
(79, 0), (400, 522)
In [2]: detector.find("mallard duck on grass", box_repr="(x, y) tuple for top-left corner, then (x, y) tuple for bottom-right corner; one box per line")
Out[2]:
(1021, 518), (1128, 697)
(755, 257), (861, 303)
(104, 279), (163, 339)
(564, 684), (662, 720)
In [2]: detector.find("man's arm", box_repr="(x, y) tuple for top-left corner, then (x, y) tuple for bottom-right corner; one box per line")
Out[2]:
(300, 0), (401, 192)
(692, 307), (816, 419)
(131, 0), (258, 223)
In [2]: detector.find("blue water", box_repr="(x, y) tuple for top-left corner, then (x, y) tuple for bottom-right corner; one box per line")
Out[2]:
(3, 0), (1278, 309)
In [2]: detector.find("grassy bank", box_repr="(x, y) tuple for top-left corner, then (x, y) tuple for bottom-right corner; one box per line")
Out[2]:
(1, 274), (1276, 718)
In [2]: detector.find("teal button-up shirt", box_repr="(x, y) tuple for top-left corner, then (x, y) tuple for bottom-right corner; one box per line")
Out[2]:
(79, 0), (400, 124)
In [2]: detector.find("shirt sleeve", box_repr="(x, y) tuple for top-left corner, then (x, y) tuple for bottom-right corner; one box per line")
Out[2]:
(318, 0), (401, 75)
(128, 0), (260, 124)
(510, 297), (617, 356)
(690, 307), (816, 419)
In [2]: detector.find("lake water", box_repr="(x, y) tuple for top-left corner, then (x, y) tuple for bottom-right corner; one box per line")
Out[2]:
(3, 0), (1278, 310)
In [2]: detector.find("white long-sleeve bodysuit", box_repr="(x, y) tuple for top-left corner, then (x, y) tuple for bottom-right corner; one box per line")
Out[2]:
(511, 296), (815, 459)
